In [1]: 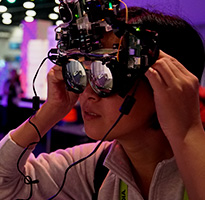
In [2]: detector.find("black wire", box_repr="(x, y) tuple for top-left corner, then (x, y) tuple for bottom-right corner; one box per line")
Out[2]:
(16, 56), (48, 200)
(48, 112), (124, 200)
(47, 49), (58, 65)
(28, 116), (42, 140)
(16, 116), (41, 200)
(17, 88), (137, 200)
(33, 57), (49, 96)
(15, 52), (139, 199)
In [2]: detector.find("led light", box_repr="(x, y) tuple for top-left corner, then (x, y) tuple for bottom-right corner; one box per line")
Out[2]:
(24, 16), (34, 22)
(136, 27), (141, 31)
(26, 10), (36, 17)
(23, 1), (35, 9)
(108, 2), (113, 10)
(7, 0), (16, 3)
(55, 0), (60, 4)
(2, 18), (12, 25)
(54, 6), (59, 13)
(0, 5), (8, 12)
(56, 20), (63, 26)
(2, 12), (12, 19)
(48, 13), (58, 20)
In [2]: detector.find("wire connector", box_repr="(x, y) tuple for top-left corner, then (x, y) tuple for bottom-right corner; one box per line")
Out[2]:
(32, 96), (40, 111)
(119, 95), (136, 115)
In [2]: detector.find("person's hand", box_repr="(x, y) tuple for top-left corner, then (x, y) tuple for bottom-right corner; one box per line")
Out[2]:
(145, 50), (203, 143)
(46, 65), (79, 118)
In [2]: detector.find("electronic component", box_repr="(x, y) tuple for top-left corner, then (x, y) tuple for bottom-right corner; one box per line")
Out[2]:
(49, 0), (159, 97)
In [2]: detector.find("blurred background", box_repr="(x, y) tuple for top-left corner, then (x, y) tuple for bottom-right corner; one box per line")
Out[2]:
(0, 0), (204, 155)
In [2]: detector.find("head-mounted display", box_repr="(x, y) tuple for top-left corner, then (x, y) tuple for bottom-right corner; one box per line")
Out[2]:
(49, 0), (159, 97)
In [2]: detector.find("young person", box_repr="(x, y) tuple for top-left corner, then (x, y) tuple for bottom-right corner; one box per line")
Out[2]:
(0, 6), (205, 200)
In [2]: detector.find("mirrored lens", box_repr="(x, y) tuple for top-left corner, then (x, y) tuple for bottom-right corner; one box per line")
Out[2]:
(90, 61), (113, 96)
(65, 59), (87, 93)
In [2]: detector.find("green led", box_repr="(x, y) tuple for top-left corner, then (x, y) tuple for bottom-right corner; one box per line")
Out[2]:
(136, 27), (141, 31)
(109, 2), (113, 9)
(75, 14), (79, 18)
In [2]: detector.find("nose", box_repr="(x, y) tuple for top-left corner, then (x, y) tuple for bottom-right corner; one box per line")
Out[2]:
(80, 83), (101, 102)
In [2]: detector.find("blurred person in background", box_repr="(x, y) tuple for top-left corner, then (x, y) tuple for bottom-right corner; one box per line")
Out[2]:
(3, 69), (23, 131)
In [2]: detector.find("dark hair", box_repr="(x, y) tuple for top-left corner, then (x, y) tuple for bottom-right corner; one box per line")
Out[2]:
(117, 7), (205, 81)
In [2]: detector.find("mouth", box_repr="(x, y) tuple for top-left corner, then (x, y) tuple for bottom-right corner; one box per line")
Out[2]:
(83, 110), (101, 121)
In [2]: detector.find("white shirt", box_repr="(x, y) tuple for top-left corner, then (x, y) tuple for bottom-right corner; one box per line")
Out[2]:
(0, 133), (185, 200)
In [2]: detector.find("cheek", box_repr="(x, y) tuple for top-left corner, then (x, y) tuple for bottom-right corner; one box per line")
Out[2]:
(105, 99), (156, 140)
(108, 89), (155, 138)
(79, 81), (155, 141)
(79, 97), (124, 140)
(83, 111), (122, 141)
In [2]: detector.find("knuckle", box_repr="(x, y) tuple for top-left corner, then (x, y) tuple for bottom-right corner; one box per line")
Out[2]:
(154, 58), (167, 68)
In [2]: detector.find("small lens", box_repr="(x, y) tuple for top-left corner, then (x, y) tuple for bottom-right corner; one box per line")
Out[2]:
(90, 61), (113, 96)
(64, 59), (87, 93)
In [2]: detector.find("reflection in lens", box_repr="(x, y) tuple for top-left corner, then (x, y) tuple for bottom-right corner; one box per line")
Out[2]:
(90, 61), (113, 96)
(65, 59), (87, 92)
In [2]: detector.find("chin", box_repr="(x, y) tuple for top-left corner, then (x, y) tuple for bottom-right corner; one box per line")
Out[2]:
(85, 126), (116, 142)
(84, 125), (108, 141)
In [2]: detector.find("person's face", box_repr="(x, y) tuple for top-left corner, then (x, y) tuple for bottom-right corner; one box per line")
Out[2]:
(79, 78), (156, 141)
(79, 31), (156, 141)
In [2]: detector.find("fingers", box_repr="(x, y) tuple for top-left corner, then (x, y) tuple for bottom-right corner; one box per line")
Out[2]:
(48, 65), (64, 82)
(158, 50), (194, 78)
(145, 50), (198, 90)
(53, 65), (64, 81)
(145, 50), (177, 91)
(145, 50), (201, 139)
(145, 67), (167, 93)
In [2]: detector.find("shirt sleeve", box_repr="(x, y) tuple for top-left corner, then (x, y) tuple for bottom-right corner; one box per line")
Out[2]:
(0, 132), (111, 200)
(0, 133), (33, 199)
